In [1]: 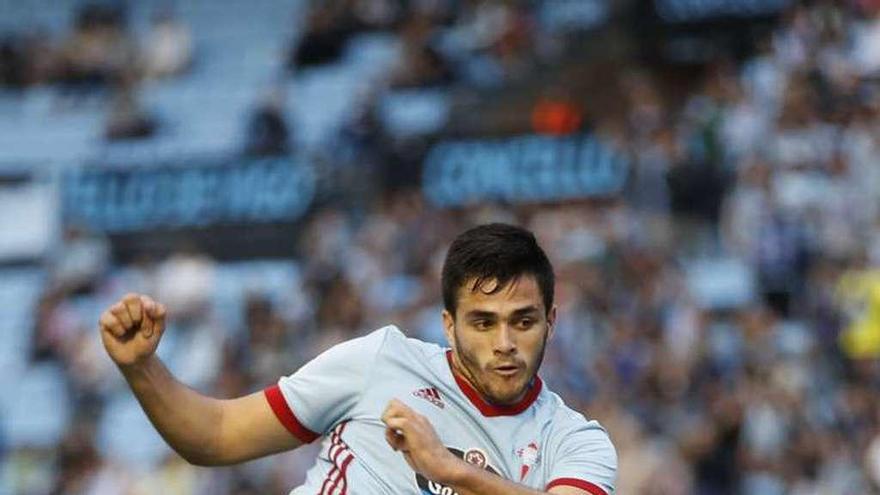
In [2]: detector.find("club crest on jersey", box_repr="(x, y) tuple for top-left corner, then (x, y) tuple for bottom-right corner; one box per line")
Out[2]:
(412, 386), (445, 409)
(464, 448), (488, 468)
(416, 447), (499, 495)
(515, 442), (540, 481)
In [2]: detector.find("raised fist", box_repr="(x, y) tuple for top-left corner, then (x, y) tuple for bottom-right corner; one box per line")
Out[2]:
(99, 293), (167, 368)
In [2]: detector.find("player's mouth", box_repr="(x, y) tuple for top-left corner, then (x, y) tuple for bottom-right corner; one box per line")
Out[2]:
(492, 364), (522, 377)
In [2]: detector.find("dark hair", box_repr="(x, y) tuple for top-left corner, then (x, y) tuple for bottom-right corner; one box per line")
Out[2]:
(442, 223), (555, 316)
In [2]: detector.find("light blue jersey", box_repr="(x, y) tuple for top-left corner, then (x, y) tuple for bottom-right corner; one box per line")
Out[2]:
(264, 326), (616, 495)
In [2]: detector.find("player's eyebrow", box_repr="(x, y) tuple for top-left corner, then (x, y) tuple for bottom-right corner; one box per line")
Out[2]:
(509, 306), (541, 318)
(464, 310), (498, 320)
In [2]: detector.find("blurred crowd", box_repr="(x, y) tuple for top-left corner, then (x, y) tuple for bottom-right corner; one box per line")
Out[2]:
(0, 4), (192, 88)
(0, 3), (192, 140)
(290, 0), (563, 88)
(7, 0), (880, 494)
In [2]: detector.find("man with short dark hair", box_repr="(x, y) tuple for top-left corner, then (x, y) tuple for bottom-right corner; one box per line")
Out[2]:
(99, 223), (617, 494)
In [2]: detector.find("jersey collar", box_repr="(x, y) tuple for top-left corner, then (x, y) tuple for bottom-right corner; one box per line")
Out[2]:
(445, 350), (543, 417)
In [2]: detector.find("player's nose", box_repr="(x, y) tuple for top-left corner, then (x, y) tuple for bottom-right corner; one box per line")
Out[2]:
(493, 325), (516, 354)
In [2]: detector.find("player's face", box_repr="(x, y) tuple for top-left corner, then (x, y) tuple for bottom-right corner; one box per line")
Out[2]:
(443, 275), (556, 406)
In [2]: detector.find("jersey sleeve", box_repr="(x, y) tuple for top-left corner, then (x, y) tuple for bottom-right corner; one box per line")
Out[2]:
(263, 326), (391, 443)
(545, 421), (617, 495)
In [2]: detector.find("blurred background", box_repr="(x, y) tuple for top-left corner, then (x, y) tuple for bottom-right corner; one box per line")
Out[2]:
(1, 0), (880, 493)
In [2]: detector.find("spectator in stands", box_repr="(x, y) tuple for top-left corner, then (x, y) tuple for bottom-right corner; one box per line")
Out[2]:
(57, 4), (135, 94)
(0, 36), (26, 88)
(0, 30), (57, 89)
(141, 9), (193, 80)
(50, 418), (105, 495)
(389, 12), (454, 88)
(288, 2), (352, 69)
(851, 1), (880, 76)
(244, 85), (290, 156)
(105, 73), (157, 140)
(350, 0), (407, 31)
(49, 225), (110, 294)
(238, 294), (297, 385)
(21, 29), (58, 87)
(531, 85), (584, 135)
(444, 0), (537, 86)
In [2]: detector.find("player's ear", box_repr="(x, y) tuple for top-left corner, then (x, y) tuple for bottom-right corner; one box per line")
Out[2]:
(546, 305), (557, 341)
(442, 309), (455, 349)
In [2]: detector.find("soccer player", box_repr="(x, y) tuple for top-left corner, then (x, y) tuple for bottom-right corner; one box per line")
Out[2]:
(99, 223), (617, 494)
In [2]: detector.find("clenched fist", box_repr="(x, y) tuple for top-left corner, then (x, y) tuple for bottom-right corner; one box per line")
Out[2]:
(99, 293), (167, 368)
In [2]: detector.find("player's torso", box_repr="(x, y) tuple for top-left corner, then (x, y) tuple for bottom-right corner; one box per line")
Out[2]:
(295, 335), (557, 495)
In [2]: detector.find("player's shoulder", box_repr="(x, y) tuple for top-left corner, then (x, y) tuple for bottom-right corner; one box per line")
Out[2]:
(341, 325), (447, 363)
(361, 324), (400, 345)
(330, 324), (397, 352)
(316, 325), (400, 364)
(375, 324), (448, 360)
(541, 392), (614, 451)
(539, 392), (591, 428)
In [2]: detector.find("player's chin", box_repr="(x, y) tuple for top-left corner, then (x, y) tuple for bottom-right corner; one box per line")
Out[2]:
(486, 381), (529, 405)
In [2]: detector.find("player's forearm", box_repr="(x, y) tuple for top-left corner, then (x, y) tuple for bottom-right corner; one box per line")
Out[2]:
(119, 355), (226, 465)
(444, 460), (549, 495)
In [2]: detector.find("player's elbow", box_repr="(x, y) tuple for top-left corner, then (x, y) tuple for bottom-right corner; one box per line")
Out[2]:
(175, 436), (264, 467)
(174, 448), (211, 466)
(174, 443), (237, 467)
(177, 402), (242, 466)
(188, 457), (229, 467)
(177, 449), (233, 467)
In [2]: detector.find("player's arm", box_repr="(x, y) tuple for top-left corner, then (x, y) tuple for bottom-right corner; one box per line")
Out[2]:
(381, 400), (606, 495)
(99, 293), (303, 466)
(435, 460), (598, 495)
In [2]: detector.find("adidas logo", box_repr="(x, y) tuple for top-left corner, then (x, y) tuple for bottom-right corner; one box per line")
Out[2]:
(413, 387), (445, 409)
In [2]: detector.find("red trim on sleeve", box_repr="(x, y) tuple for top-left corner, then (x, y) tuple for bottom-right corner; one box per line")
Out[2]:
(264, 384), (320, 443)
(546, 478), (608, 495)
(445, 350), (542, 417)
